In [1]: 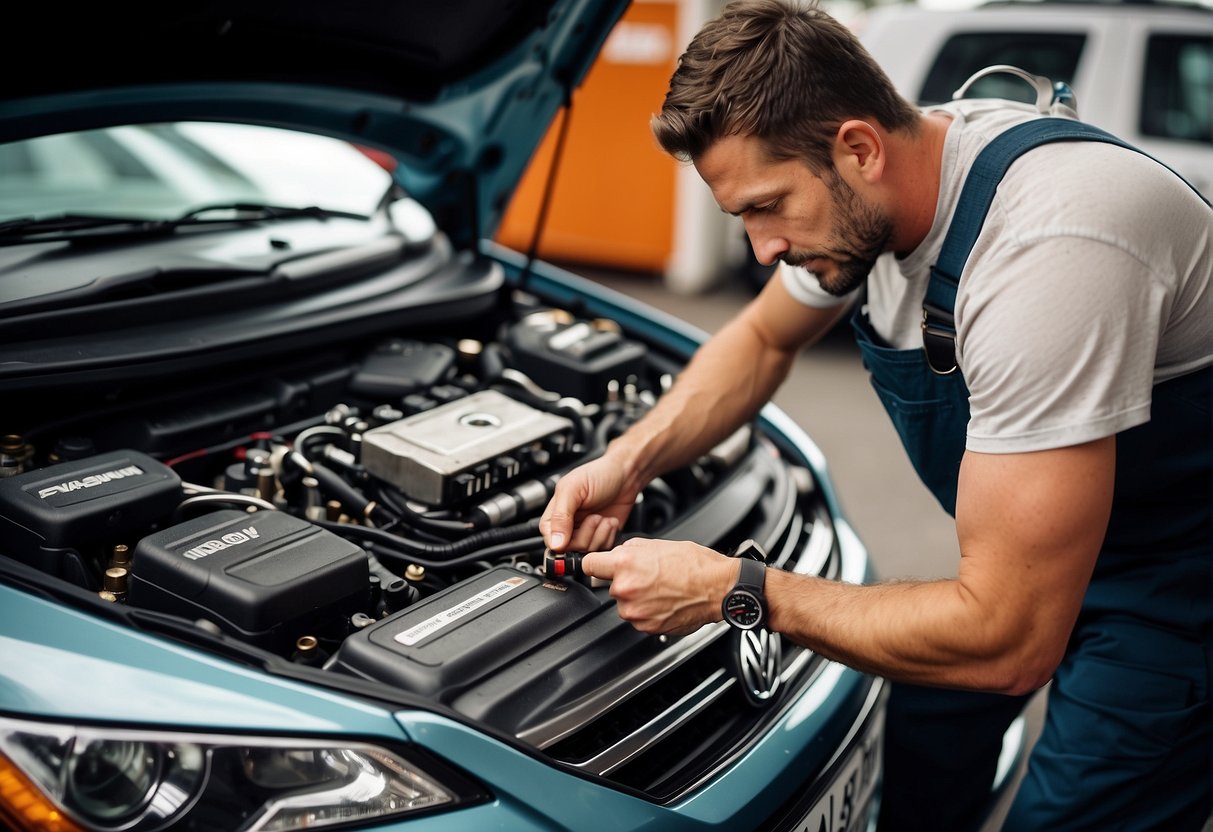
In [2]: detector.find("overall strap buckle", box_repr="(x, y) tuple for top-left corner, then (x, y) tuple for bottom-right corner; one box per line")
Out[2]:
(921, 304), (959, 375)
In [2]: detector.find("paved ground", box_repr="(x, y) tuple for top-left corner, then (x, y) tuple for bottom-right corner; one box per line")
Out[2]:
(581, 267), (1044, 830)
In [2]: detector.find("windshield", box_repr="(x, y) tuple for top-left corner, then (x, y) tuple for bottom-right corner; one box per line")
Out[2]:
(0, 122), (395, 223)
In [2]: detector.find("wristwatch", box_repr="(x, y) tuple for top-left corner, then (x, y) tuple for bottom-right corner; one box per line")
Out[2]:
(721, 539), (768, 630)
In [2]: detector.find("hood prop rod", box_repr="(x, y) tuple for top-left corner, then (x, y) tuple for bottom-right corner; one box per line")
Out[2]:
(518, 88), (574, 294)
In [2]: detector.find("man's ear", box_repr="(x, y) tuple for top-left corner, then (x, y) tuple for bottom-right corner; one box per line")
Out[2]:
(832, 120), (885, 184)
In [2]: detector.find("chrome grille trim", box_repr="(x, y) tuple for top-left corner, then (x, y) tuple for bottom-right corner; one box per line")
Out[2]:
(519, 622), (730, 749)
(564, 668), (736, 775)
(792, 502), (834, 577)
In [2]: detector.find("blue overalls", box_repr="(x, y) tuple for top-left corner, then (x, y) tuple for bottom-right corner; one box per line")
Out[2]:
(853, 118), (1213, 830)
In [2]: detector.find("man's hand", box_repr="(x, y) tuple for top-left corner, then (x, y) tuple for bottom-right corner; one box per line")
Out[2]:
(581, 538), (741, 636)
(541, 456), (639, 553)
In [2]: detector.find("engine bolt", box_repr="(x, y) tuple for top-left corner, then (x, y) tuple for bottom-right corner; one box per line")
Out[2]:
(110, 544), (131, 567)
(292, 635), (328, 667)
(103, 567), (129, 600)
(256, 466), (276, 502)
(405, 564), (426, 582)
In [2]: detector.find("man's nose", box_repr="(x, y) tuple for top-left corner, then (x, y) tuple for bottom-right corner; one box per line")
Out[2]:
(746, 225), (788, 267)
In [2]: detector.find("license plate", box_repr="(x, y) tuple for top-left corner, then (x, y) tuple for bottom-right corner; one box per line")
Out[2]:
(792, 706), (884, 832)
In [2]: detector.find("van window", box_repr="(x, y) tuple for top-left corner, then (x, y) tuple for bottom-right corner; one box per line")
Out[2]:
(919, 32), (1086, 105)
(1140, 34), (1212, 145)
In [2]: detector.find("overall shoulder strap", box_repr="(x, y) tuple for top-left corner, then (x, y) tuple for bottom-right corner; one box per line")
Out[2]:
(921, 117), (1207, 375)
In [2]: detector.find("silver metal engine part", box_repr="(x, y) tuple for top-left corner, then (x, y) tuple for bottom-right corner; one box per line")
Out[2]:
(361, 389), (573, 506)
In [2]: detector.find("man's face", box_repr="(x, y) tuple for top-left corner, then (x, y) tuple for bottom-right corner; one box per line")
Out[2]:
(695, 133), (893, 296)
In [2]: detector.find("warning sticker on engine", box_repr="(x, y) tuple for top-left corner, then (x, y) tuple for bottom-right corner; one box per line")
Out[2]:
(394, 576), (529, 646)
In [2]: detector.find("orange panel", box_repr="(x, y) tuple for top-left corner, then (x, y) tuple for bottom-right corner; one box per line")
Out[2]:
(496, 2), (679, 273)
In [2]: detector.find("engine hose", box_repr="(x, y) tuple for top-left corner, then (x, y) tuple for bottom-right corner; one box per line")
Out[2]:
(314, 517), (541, 559)
(315, 520), (544, 569)
(479, 342), (506, 382)
(374, 486), (472, 534)
(487, 378), (596, 447)
(365, 549), (402, 588)
(593, 409), (623, 451)
(375, 537), (546, 570)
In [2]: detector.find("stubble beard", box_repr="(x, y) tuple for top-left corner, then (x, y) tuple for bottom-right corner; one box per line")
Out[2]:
(784, 171), (894, 297)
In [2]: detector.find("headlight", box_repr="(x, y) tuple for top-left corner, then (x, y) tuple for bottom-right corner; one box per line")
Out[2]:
(0, 716), (486, 832)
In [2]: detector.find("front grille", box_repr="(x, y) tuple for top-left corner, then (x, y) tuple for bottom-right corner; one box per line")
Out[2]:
(544, 649), (730, 769)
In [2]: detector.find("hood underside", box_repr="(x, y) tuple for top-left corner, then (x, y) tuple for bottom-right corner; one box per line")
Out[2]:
(0, 0), (630, 247)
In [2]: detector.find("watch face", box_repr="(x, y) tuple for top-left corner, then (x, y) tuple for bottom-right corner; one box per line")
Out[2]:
(724, 589), (764, 629)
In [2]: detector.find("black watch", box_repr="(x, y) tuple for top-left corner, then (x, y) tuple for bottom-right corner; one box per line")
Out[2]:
(721, 539), (768, 630)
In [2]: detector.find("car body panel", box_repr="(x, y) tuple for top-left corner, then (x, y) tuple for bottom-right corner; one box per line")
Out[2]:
(0, 582), (403, 736)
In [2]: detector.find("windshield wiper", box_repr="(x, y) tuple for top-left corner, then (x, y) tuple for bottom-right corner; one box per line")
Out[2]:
(0, 213), (160, 239)
(173, 202), (370, 224)
(0, 202), (371, 247)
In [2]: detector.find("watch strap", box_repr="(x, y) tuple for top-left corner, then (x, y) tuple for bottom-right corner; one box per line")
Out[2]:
(736, 555), (766, 593)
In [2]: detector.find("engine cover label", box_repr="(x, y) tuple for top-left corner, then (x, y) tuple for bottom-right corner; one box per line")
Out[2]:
(182, 526), (262, 561)
(37, 465), (145, 499)
(395, 576), (528, 646)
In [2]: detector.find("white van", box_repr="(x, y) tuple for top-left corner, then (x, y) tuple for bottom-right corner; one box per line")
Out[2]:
(855, 0), (1212, 196)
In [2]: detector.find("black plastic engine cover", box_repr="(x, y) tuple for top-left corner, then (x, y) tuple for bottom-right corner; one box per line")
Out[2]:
(504, 316), (647, 403)
(332, 566), (607, 700)
(129, 509), (367, 648)
(0, 450), (181, 579)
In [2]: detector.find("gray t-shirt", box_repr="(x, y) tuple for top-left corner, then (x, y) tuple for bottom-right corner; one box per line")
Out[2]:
(783, 99), (1213, 454)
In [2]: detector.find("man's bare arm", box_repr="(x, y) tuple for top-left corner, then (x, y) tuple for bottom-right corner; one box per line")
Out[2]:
(762, 437), (1115, 693)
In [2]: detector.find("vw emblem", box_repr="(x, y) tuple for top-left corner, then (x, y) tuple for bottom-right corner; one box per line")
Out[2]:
(735, 627), (782, 706)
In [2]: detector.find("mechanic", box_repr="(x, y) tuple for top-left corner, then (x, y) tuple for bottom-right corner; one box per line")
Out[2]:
(539, 0), (1212, 828)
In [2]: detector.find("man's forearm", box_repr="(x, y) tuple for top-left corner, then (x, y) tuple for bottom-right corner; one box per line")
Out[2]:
(765, 570), (1048, 694)
(604, 312), (798, 490)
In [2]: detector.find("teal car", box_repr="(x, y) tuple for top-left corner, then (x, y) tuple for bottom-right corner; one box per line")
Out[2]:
(0, 2), (885, 830)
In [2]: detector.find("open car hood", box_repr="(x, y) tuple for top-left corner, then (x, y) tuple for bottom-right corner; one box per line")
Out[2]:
(0, 0), (629, 248)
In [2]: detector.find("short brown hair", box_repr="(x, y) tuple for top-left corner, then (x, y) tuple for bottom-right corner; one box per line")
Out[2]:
(651, 0), (919, 170)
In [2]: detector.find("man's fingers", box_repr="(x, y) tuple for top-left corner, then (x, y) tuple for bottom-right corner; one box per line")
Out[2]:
(540, 502), (574, 552)
(580, 550), (616, 581)
(587, 516), (619, 552)
(542, 472), (601, 552)
(562, 513), (598, 552)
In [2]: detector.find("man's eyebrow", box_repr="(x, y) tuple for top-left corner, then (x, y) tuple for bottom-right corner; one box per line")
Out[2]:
(718, 196), (769, 217)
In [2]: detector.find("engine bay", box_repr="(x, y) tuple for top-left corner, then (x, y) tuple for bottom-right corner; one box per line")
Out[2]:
(0, 297), (767, 694)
